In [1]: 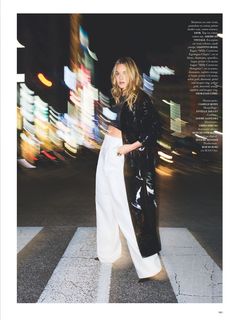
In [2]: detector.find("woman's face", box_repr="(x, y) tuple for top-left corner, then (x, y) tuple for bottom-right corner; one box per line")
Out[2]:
(115, 64), (129, 90)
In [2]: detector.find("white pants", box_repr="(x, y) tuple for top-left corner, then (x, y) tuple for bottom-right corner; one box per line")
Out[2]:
(95, 134), (162, 278)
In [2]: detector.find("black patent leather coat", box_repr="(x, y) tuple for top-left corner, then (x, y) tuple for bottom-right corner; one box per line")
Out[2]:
(120, 90), (161, 257)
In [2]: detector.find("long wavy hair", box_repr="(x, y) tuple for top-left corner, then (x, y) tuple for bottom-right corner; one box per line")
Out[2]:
(111, 57), (142, 109)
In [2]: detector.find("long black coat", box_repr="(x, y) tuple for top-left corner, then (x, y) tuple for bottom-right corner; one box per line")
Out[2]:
(120, 90), (161, 257)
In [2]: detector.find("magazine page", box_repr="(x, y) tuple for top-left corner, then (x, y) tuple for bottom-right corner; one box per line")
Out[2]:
(1, 1), (234, 320)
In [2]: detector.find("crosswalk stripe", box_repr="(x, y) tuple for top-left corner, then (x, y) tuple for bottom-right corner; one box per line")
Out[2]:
(37, 227), (112, 303)
(108, 232), (177, 303)
(96, 263), (112, 303)
(17, 227), (43, 253)
(17, 226), (222, 303)
(159, 228), (222, 303)
(17, 226), (77, 303)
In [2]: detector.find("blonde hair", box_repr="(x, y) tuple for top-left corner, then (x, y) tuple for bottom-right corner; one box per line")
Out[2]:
(111, 57), (142, 108)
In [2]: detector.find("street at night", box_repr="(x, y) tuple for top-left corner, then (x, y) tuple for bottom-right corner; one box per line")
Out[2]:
(17, 148), (222, 303)
(15, 13), (222, 304)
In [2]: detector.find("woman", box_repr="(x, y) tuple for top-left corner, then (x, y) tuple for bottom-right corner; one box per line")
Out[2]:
(96, 57), (167, 281)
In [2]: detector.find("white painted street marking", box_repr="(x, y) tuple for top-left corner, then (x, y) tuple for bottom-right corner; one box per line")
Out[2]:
(37, 227), (112, 303)
(96, 263), (112, 303)
(17, 226), (222, 303)
(159, 227), (222, 303)
(17, 227), (43, 253)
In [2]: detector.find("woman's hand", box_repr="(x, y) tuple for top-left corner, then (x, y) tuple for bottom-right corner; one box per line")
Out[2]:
(117, 144), (133, 156)
(117, 141), (142, 156)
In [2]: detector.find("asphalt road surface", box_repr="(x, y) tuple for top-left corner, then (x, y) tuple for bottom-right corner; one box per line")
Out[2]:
(17, 148), (222, 303)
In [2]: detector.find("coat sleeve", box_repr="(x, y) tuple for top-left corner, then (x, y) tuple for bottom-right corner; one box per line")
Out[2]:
(137, 96), (160, 148)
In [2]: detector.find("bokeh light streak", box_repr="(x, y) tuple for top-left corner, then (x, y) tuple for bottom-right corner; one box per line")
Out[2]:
(37, 73), (53, 87)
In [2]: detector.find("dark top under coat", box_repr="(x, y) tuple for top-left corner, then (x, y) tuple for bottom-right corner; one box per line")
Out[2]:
(109, 96), (125, 130)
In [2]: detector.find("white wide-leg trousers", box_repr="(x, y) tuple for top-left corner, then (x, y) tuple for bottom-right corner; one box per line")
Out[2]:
(95, 134), (162, 278)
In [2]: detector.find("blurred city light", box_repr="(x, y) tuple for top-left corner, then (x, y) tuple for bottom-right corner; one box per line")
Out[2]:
(87, 46), (98, 61)
(158, 151), (173, 160)
(143, 73), (154, 95)
(150, 66), (175, 82)
(18, 159), (36, 168)
(159, 156), (174, 164)
(17, 14), (222, 175)
(172, 150), (180, 156)
(37, 73), (53, 87)
(214, 130), (223, 135)
(162, 99), (172, 105)
(195, 133), (207, 140)
(155, 166), (173, 177)
(157, 139), (171, 150)
(64, 66), (77, 91)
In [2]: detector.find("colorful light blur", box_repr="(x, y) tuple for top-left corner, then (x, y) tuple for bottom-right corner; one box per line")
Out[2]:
(17, 16), (221, 175)
(17, 21), (103, 167)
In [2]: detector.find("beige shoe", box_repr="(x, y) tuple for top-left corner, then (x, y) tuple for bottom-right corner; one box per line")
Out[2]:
(138, 268), (168, 283)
